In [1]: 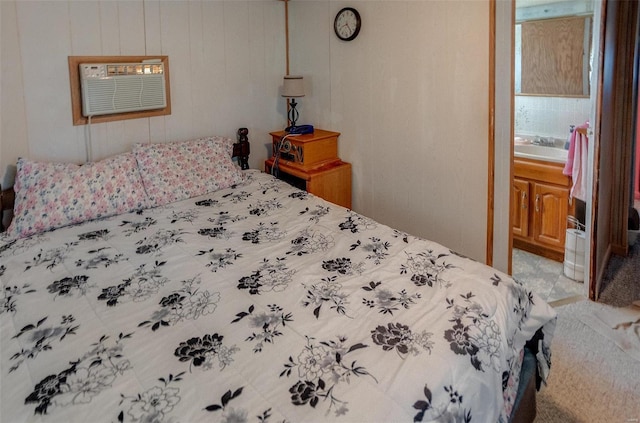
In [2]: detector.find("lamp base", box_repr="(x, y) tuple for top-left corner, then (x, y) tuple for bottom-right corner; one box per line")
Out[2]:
(287, 98), (300, 128)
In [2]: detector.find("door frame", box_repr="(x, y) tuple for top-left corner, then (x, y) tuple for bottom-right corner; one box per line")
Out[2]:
(588, 0), (640, 299)
(494, 0), (598, 298)
(493, 0), (640, 299)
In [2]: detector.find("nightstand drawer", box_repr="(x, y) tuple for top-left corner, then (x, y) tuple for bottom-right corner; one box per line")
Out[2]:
(270, 130), (340, 169)
(265, 158), (352, 209)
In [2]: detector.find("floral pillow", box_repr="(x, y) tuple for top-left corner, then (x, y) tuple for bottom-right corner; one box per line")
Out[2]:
(7, 153), (150, 239)
(133, 136), (244, 207)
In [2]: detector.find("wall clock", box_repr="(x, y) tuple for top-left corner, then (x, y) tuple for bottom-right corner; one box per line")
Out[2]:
(334, 7), (361, 41)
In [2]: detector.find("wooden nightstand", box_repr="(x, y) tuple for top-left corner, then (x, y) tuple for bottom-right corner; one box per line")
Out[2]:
(265, 130), (352, 209)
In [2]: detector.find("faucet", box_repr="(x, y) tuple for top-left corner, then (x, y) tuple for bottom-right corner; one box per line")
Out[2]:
(532, 136), (555, 147)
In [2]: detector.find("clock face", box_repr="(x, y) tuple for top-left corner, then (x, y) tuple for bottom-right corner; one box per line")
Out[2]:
(334, 7), (361, 41)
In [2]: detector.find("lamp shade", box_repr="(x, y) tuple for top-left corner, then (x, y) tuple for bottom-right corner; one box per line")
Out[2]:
(282, 75), (305, 97)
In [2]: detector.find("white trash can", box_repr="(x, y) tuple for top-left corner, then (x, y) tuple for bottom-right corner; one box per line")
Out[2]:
(564, 227), (585, 281)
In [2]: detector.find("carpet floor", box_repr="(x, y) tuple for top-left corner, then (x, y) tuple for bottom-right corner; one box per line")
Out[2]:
(598, 239), (640, 307)
(535, 300), (640, 422)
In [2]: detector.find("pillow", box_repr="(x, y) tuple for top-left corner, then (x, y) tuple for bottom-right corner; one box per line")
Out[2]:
(7, 153), (149, 239)
(133, 136), (244, 207)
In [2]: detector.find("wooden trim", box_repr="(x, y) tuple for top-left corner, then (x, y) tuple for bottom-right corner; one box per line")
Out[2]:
(513, 238), (565, 262)
(487, 0), (496, 266)
(588, 0), (607, 302)
(609, 15), (633, 253)
(514, 158), (572, 187)
(68, 56), (171, 126)
(508, 0), (516, 276)
(284, 0), (290, 76)
(282, 0), (292, 126)
(593, 243), (612, 300)
(610, 243), (628, 257)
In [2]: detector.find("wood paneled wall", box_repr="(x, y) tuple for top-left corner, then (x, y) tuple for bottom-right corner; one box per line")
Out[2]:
(521, 16), (588, 96)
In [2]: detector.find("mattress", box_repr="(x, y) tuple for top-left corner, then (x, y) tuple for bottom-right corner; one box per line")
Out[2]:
(0, 170), (556, 422)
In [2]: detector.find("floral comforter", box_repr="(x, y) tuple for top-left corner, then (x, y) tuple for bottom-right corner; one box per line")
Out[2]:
(0, 170), (555, 423)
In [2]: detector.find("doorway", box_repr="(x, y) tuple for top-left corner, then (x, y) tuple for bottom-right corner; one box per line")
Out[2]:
(510, 0), (596, 303)
(589, 0), (640, 299)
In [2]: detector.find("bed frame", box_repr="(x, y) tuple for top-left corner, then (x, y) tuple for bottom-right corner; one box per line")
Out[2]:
(0, 128), (250, 233)
(0, 186), (15, 232)
(511, 347), (538, 422)
(0, 127), (539, 422)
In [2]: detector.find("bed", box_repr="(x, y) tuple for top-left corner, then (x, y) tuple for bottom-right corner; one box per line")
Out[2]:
(0, 130), (556, 423)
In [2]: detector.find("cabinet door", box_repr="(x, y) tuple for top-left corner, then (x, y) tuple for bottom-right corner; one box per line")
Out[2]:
(512, 178), (530, 238)
(533, 182), (569, 250)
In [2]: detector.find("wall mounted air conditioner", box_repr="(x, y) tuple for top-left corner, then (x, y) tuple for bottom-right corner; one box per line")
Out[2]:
(79, 62), (166, 117)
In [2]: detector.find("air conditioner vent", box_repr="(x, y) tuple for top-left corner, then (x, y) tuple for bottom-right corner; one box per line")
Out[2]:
(79, 63), (167, 117)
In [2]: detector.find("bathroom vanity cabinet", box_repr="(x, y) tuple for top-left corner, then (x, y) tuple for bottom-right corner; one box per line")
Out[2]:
(512, 157), (574, 261)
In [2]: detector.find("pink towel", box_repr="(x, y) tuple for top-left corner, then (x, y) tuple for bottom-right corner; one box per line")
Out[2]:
(563, 128), (578, 176)
(569, 123), (589, 201)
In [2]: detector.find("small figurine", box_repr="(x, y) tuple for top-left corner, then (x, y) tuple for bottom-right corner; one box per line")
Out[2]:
(236, 127), (250, 170)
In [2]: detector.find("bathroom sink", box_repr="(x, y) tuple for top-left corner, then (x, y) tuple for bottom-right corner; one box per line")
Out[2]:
(514, 144), (568, 164)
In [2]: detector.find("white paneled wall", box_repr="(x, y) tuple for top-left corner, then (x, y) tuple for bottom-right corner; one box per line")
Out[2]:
(289, 1), (490, 262)
(1, 0), (286, 187)
(1, 0), (29, 184)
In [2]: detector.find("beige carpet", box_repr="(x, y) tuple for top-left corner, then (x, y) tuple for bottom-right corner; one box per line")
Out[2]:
(578, 301), (640, 363)
(536, 300), (640, 422)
